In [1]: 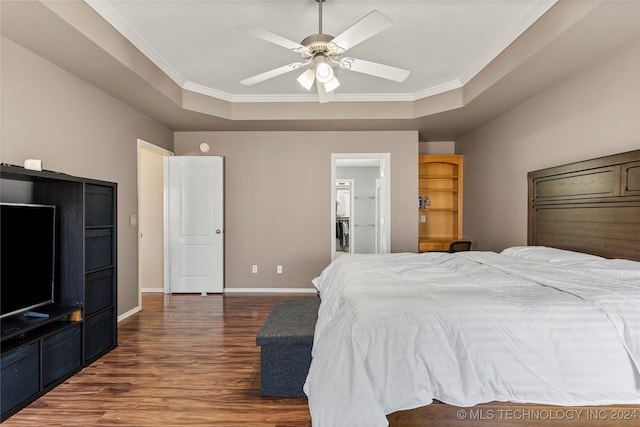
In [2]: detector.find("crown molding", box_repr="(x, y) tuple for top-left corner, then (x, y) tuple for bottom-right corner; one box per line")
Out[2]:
(184, 80), (422, 103)
(182, 81), (235, 102)
(413, 80), (463, 101)
(85, 0), (186, 87)
(459, 0), (557, 86)
(86, 0), (556, 106)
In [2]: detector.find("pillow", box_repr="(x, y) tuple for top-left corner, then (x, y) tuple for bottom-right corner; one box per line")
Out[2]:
(500, 246), (604, 265)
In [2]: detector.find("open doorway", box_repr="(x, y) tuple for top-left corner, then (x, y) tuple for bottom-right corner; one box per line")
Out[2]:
(335, 179), (354, 257)
(331, 153), (390, 261)
(137, 139), (173, 308)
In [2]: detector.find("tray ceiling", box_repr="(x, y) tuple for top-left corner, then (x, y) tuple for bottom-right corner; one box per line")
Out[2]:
(86, 0), (556, 103)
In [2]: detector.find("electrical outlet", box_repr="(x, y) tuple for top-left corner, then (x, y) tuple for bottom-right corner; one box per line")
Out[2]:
(252, 265), (258, 273)
(420, 215), (426, 223)
(277, 265), (283, 274)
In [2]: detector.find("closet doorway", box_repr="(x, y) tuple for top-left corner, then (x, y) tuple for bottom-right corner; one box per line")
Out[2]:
(335, 179), (354, 256)
(331, 153), (390, 261)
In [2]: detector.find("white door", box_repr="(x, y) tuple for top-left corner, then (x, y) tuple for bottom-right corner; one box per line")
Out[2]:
(167, 156), (224, 293)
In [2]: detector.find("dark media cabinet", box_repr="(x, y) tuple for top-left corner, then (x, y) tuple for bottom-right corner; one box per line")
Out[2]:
(0, 165), (117, 420)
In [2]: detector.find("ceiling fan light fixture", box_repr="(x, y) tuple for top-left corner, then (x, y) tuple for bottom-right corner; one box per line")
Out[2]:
(324, 76), (340, 92)
(238, 1), (410, 102)
(297, 69), (316, 90)
(315, 61), (334, 84)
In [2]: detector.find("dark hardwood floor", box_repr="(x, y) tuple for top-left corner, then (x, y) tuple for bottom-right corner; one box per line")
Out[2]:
(7, 293), (640, 427)
(3, 293), (314, 426)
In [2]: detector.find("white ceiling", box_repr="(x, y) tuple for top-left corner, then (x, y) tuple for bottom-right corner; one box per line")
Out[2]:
(86, 0), (556, 103)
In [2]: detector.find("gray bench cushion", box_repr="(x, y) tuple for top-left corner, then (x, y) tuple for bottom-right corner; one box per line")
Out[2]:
(256, 298), (320, 397)
(256, 298), (319, 345)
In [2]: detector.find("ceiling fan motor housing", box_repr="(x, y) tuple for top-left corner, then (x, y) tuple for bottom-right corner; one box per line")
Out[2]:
(300, 34), (337, 60)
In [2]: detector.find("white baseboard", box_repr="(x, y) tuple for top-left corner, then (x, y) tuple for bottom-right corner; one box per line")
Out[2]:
(125, 287), (316, 322)
(141, 288), (165, 293)
(223, 287), (317, 294)
(117, 305), (141, 323)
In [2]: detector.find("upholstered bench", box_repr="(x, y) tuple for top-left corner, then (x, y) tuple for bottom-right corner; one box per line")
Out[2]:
(256, 298), (320, 397)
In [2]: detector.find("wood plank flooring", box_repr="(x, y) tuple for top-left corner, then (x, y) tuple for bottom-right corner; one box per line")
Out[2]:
(3, 293), (314, 427)
(8, 293), (640, 427)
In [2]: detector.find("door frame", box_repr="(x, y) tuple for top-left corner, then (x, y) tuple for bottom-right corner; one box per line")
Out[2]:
(137, 139), (173, 309)
(165, 155), (224, 294)
(330, 153), (391, 261)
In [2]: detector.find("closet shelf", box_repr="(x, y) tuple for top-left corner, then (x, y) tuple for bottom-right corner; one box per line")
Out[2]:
(419, 175), (459, 179)
(419, 236), (460, 243)
(418, 155), (463, 253)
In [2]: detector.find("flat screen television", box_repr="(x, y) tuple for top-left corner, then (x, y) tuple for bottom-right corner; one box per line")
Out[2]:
(1, 203), (56, 319)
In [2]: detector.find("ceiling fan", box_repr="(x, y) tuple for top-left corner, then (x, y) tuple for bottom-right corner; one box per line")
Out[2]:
(236, 0), (410, 103)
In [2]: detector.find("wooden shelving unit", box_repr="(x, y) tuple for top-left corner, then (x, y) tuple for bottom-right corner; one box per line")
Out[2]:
(418, 155), (464, 252)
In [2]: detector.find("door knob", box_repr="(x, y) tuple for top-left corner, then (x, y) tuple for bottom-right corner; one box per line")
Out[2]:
(216, 229), (222, 234)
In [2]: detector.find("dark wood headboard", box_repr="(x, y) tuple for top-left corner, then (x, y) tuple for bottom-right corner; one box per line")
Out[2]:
(528, 149), (640, 262)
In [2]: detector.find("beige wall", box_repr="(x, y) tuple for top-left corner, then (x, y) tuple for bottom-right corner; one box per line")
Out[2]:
(1, 37), (174, 316)
(457, 38), (640, 252)
(140, 147), (167, 292)
(174, 131), (418, 290)
(419, 141), (455, 155)
(5, 16), (637, 314)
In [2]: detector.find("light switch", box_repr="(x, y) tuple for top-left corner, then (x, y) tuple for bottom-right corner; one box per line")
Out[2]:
(129, 214), (138, 227)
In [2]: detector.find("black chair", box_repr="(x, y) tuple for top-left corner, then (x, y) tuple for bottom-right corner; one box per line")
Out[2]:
(430, 240), (472, 253)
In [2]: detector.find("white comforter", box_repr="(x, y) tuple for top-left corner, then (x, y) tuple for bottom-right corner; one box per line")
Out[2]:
(303, 249), (640, 427)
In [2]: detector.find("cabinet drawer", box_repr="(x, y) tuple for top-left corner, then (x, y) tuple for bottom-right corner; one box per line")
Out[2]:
(85, 310), (115, 361)
(1, 342), (40, 416)
(42, 324), (82, 387)
(85, 228), (113, 271)
(85, 269), (114, 315)
(85, 184), (114, 226)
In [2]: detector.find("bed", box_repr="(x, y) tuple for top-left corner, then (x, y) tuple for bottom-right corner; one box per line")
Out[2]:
(303, 150), (640, 427)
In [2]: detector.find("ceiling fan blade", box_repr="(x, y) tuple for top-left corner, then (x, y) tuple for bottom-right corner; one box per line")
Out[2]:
(330, 10), (392, 53)
(240, 62), (305, 86)
(317, 81), (334, 103)
(342, 58), (410, 82)
(236, 25), (305, 52)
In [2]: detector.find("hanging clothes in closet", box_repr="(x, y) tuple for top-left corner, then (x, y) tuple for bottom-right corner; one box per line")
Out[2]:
(336, 181), (352, 253)
(336, 188), (351, 218)
(336, 219), (350, 251)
